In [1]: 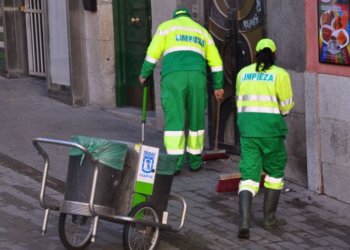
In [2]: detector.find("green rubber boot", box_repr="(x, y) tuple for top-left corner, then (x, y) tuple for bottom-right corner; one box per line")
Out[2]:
(237, 191), (252, 239)
(262, 188), (287, 228)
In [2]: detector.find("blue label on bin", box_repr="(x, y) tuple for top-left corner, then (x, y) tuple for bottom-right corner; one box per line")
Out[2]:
(142, 151), (156, 173)
(137, 145), (159, 184)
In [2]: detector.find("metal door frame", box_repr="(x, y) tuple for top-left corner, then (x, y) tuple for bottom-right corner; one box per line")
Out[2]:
(0, 0), (6, 74)
(205, 0), (266, 155)
(24, 0), (46, 77)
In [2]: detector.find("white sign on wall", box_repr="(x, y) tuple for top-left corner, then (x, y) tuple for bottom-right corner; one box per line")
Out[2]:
(137, 145), (159, 184)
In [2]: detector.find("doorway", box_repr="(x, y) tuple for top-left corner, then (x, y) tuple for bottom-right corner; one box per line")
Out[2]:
(114, 0), (154, 110)
(205, 0), (266, 154)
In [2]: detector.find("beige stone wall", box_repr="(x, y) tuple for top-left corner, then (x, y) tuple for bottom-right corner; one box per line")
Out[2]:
(84, 0), (116, 108)
(151, 1), (177, 131)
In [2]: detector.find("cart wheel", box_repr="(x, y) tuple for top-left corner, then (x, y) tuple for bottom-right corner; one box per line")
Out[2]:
(123, 202), (162, 250)
(58, 212), (93, 250)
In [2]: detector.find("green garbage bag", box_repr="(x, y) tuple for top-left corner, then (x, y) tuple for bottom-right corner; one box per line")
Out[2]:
(156, 152), (178, 175)
(69, 135), (128, 170)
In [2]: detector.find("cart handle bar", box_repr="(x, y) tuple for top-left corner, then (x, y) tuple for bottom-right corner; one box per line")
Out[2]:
(32, 138), (187, 234)
(32, 138), (100, 218)
(99, 214), (172, 231)
(97, 194), (187, 232)
(168, 194), (187, 232)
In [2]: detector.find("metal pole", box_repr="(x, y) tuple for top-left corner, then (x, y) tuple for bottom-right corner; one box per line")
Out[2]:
(41, 209), (50, 234)
(91, 216), (99, 242)
(141, 80), (148, 144)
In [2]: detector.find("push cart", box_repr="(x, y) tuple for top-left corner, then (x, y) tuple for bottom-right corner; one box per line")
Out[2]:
(32, 137), (187, 250)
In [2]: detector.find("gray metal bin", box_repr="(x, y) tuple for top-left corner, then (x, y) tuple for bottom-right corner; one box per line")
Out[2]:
(60, 136), (128, 216)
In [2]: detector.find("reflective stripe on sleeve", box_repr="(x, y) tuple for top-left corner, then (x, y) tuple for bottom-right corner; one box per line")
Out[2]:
(211, 66), (223, 72)
(279, 97), (293, 107)
(145, 55), (158, 64)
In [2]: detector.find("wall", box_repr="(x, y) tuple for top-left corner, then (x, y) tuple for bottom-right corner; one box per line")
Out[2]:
(266, 0), (308, 186)
(67, 0), (86, 106)
(150, 0), (177, 131)
(84, 0), (116, 108)
(2, 0), (28, 77)
(305, 2), (350, 201)
(306, 1), (350, 77)
(305, 73), (350, 202)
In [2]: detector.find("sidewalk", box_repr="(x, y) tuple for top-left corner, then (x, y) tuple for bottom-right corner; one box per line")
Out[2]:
(0, 160), (180, 250)
(1, 76), (350, 250)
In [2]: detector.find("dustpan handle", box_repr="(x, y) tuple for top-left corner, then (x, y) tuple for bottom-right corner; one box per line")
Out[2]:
(141, 79), (148, 144)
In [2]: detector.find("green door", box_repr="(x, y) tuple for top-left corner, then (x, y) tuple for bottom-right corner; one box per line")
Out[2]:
(114, 0), (154, 109)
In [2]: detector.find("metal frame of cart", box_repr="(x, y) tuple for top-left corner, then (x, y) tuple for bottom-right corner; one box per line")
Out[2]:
(32, 137), (187, 250)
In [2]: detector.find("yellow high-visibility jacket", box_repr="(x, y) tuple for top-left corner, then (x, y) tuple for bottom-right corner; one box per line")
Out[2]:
(236, 63), (294, 137)
(140, 15), (224, 90)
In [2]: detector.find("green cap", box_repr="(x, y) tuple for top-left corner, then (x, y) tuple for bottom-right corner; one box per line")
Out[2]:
(256, 38), (276, 52)
(173, 7), (191, 18)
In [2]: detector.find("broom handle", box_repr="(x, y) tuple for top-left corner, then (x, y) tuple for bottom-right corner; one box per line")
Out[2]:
(141, 79), (148, 144)
(214, 98), (220, 150)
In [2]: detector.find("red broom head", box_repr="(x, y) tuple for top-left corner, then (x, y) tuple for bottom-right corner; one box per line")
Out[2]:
(202, 153), (230, 161)
(215, 175), (266, 193)
(215, 178), (241, 193)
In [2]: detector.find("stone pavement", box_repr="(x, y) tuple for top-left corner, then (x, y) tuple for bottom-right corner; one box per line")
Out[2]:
(1, 76), (350, 250)
(0, 161), (180, 250)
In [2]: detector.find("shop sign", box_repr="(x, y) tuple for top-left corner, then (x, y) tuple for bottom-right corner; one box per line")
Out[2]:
(318, 0), (350, 65)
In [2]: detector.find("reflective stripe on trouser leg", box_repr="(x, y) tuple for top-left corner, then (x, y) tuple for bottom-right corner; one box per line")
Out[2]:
(239, 137), (263, 195)
(261, 137), (287, 190)
(264, 175), (284, 190)
(238, 179), (260, 196)
(161, 72), (188, 170)
(185, 71), (207, 169)
(164, 131), (185, 170)
(186, 129), (204, 170)
(186, 129), (204, 154)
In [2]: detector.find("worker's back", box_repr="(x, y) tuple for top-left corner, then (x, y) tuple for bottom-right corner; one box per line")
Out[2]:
(146, 16), (217, 77)
(236, 63), (291, 138)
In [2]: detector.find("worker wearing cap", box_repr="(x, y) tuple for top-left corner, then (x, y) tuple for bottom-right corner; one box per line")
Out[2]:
(139, 8), (224, 174)
(235, 38), (294, 239)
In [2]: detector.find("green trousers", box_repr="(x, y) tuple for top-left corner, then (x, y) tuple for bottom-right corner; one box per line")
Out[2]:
(161, 71), (207, 170)
(238, 137), (287, 195)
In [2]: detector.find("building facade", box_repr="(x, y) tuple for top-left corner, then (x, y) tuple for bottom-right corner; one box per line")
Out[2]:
(2, 0), (350, 204)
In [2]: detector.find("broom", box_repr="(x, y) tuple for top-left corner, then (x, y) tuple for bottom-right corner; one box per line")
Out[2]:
(216, 172), (266, 193)
(202, 98), (229, 161)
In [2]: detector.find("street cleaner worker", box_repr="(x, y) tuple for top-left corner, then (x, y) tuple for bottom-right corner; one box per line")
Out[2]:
(235, 38), (294, 239)
(139, 7), (224, 174)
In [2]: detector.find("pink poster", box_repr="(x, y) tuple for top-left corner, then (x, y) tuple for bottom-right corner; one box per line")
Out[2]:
(318, 0), (350, 65)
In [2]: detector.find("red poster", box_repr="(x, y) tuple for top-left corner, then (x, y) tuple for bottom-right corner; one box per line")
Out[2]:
(318, 0), (350, 65)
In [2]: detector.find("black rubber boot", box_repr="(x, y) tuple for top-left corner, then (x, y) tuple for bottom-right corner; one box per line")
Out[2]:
(237, 191), (252, 239)
(262, 188), (287, 228)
